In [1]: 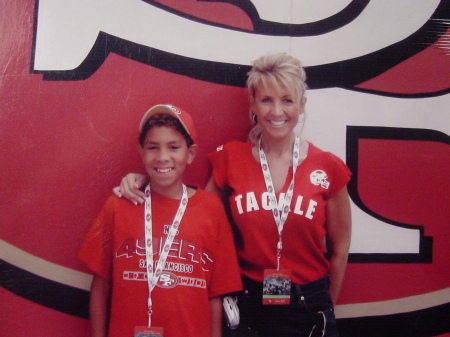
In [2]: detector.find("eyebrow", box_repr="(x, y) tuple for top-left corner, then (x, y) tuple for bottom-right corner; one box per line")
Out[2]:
(144, 140), (183, 145)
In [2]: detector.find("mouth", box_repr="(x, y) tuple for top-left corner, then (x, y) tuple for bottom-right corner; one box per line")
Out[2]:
(155, 167), (174, 173)
(269, 120), (287, 126)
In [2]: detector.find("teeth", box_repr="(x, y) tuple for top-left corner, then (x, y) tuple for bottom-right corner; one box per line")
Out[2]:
(270, 120), (286, 126)
(157, 168), (173, 173)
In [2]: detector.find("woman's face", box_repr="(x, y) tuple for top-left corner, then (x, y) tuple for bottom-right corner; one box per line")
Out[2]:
(251, 80), (305, 142)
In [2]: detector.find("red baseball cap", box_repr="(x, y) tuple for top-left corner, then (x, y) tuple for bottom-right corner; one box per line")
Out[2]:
(139, 104), (197, 143)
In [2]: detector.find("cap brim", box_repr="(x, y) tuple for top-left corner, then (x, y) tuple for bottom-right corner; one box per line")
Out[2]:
(139, 104), (179, 132)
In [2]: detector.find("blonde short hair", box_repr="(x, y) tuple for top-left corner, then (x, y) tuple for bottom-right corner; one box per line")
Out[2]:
(246, 53), (307, 144)
(247, 52), (307, 99)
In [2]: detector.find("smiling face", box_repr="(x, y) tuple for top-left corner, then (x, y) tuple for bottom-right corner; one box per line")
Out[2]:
(251, 80), (306, 143)
(140, 125), (197, 199)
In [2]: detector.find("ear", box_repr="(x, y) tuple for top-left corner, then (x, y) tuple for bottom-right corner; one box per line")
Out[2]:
(301, 95), (307, 107)
(297, 95), (307, 115)
(186, 144), (198, 165)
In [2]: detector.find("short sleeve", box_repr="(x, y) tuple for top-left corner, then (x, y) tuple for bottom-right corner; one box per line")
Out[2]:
(326, 153), (352, 199)
(77, 196), (116, 280)
(206, 196), (242, 298)
(208, 144), (230, 190)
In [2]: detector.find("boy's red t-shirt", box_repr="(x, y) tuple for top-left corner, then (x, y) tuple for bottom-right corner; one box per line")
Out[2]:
(78, 188), (242, 337)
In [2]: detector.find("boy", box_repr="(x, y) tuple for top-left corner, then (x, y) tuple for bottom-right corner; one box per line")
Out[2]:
(78, 104), (242, 337)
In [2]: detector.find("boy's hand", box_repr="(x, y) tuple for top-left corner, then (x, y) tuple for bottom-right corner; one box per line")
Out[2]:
(112, 173), (147, 205)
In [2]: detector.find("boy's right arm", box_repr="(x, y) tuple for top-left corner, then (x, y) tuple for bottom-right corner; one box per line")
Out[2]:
(90, 274), (111, 337)
(112, 173), (147, 205)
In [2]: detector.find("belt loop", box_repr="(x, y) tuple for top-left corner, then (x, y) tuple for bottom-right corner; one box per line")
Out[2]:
(294, 284), (303, 304)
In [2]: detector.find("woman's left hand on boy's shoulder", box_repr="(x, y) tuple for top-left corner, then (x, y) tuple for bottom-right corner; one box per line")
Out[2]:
(112, 173), (147, 205)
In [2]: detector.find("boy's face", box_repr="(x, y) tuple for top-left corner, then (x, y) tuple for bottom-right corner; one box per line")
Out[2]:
(140, 125), (197, 198)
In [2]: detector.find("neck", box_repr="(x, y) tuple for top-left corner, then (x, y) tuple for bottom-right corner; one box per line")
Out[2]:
(260, 132), (296, 157)
(149, 182), (184, 199)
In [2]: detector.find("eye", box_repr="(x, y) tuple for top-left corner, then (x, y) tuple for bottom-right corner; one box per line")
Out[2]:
(283, 98), (293, 103)
(261, 97), (272, 103)
(169, 142), (183, 150)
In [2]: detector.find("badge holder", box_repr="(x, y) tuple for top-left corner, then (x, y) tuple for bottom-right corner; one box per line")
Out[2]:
(134, 326), (164, 337)
(263, 269), (291, 305)
(258, 137), (299, 306)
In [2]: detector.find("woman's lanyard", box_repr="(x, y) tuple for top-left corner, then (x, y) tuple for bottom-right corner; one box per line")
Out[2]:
(144, 184), (188, 327)
(258, 136), (300, 270)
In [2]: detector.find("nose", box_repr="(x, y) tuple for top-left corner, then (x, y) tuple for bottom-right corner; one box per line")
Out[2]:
(272, 101), (284, 116)
(156, 148), (170, 161)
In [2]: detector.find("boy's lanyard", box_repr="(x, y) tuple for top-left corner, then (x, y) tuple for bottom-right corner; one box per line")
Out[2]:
(144, 184), (188, 327)
(258, 136), (300, 270)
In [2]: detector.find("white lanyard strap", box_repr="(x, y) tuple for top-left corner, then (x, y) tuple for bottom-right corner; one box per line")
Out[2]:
(144, 184), (188, 327)
(258, 136), (300, 270)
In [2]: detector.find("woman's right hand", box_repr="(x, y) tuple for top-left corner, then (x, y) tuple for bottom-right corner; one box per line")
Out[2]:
(112, 173), (148, 205)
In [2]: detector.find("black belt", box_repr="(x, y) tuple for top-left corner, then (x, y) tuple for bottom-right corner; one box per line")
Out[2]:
(291, 276), (330, 296)
(242, 275), (329, 297)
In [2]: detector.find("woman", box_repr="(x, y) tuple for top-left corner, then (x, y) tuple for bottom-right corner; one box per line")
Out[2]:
(114, 53), (351, 336)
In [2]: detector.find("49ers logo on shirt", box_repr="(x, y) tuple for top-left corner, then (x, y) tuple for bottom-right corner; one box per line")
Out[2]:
(155, 271), (208, 290)
(156, 272), (178, 289)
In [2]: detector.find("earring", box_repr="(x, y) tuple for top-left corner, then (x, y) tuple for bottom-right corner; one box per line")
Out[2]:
(252, 114), (258, 124)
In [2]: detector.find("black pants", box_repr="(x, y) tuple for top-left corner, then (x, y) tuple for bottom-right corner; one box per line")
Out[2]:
(230, 275), (339, 337)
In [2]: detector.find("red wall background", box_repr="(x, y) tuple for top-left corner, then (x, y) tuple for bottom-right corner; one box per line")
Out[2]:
(1, 1), (449, 336)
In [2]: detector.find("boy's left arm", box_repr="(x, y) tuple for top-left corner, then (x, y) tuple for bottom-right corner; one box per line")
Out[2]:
(209, 296), (222, 337)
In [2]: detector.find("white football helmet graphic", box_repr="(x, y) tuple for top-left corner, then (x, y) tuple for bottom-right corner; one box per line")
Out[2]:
(310, 170), (330, 189)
